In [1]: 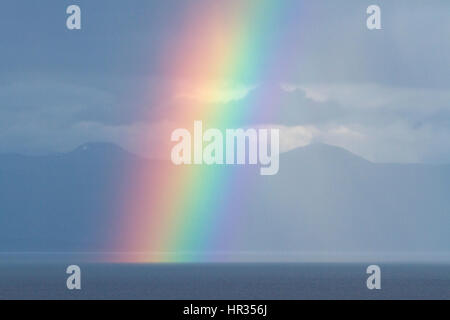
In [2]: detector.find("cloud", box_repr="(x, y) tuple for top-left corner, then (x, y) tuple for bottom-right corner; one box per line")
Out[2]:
(1, 74), (450, 165)
(0, 79), (116, 126)
(275, 82), (450, 162)
(282, 82), (450, 112)
(280, 83), (328, 103)
(252, 123), (365, 155)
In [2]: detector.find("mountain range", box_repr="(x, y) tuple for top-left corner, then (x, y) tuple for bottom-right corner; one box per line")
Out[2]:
(0, 142), (449, 261)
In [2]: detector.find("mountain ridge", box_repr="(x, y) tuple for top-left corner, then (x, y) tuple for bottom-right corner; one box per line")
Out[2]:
(0, 141), (449, 259)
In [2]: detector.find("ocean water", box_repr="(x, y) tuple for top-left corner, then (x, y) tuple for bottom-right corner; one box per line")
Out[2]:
(0, 263), (448, 300)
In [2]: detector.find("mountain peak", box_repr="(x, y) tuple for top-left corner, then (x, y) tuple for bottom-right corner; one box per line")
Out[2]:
(283, 143), (371, 165)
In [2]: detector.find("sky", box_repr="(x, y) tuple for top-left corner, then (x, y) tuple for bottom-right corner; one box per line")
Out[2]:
(1, 0), (450, 163)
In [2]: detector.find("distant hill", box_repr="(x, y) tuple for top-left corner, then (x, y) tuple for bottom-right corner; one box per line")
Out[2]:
(0, 142), (449, 260)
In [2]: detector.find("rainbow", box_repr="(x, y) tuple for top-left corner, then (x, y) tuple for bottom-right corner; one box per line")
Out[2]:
(116, 1), (290, 262)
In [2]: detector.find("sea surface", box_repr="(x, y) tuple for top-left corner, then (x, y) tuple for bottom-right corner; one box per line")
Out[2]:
(0, 263), (448, 300)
